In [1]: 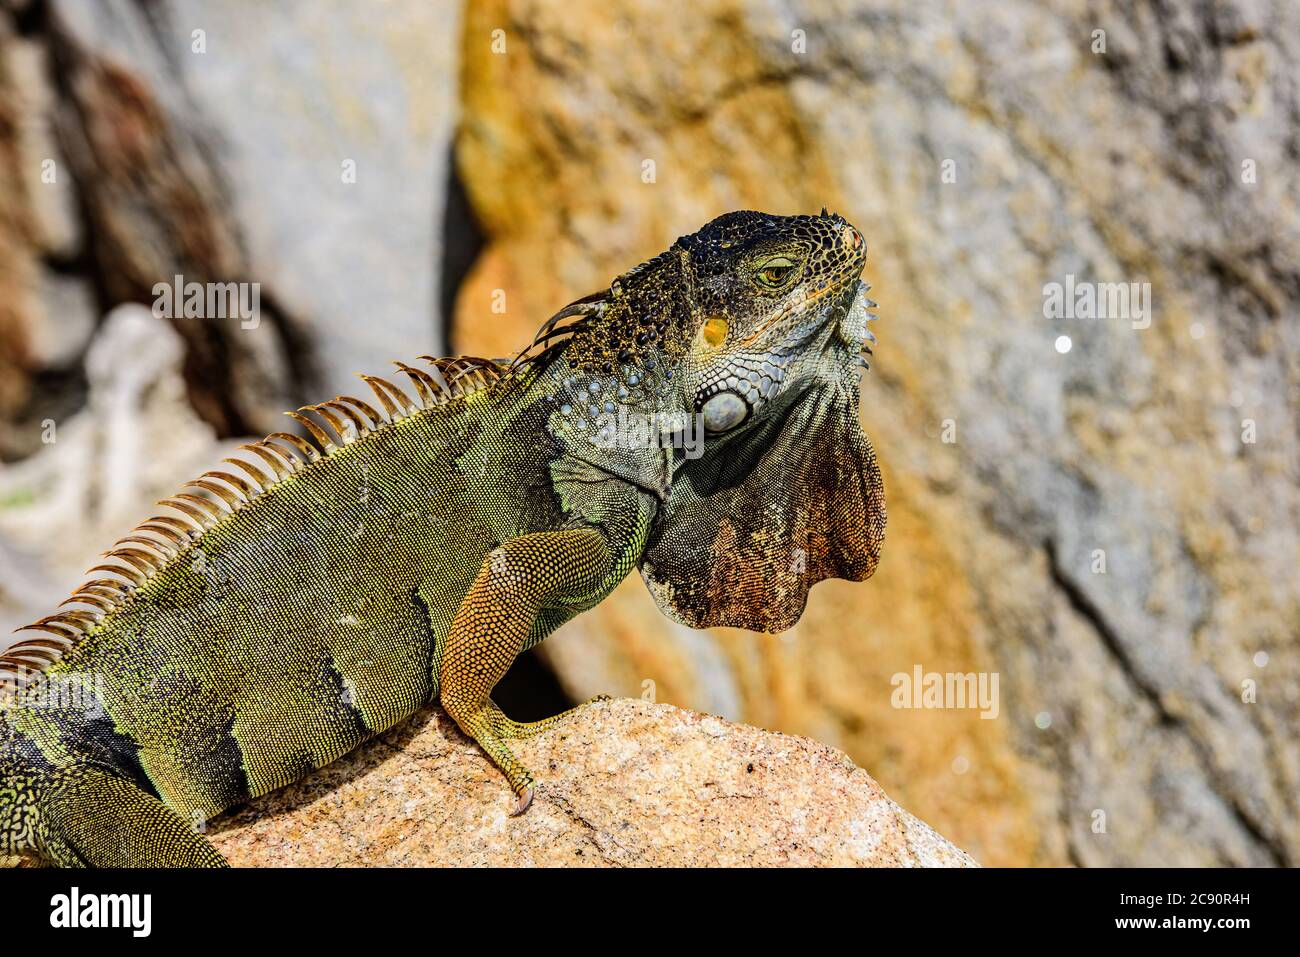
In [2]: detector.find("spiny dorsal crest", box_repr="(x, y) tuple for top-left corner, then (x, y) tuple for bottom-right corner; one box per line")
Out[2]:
(509, 291), (607, 372)
(509, 247), (689, 377)
(0, 354), (505, 695)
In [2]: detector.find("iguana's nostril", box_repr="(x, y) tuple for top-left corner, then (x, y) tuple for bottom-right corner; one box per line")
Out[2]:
(840, 224), (863, 250)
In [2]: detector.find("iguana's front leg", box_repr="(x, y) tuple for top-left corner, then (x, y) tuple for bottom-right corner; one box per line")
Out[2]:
(435, 526), (615, 816)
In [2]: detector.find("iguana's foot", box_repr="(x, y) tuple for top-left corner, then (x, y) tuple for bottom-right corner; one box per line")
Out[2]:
(446, 702), (539, 810)
(502, 696), (609, 815)
(497, 693), (612, 740)
(449, 697), (608, 815)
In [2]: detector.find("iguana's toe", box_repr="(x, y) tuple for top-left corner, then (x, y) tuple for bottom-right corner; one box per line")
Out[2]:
(511, 786), (534, 816)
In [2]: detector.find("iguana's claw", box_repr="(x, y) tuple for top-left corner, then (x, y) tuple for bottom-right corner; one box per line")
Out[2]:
(511, 786), (534, 816)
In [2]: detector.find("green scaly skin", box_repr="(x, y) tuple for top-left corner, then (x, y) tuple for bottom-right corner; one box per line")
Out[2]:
(0, 210), (885, 866)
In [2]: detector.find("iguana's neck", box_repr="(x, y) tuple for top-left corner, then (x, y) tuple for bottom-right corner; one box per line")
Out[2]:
(558, 246), (698, 394)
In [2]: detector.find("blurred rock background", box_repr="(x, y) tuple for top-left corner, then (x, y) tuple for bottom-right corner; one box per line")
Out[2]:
(0, 0), (1295, 866)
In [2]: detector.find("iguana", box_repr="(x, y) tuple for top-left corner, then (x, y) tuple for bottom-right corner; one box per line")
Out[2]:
(0, 210), (884, 867)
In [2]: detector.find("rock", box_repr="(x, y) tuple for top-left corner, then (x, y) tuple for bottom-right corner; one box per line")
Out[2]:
(27, 272), (96, 369)
(0, 17), (41, 443)
(5, 34), (81, 260)
(138, 0), (464, 394)
(0, 22), (93, 460)
(452, 0), (1300, 867)
(208, 698), (977, 867)
(47, 0), (462, 411)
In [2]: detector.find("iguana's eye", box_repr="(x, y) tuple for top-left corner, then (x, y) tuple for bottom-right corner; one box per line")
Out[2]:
(701, 316), (729, 348)
(754, 257), (797, 289)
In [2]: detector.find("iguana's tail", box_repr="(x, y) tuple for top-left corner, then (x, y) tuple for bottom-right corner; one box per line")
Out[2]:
(0, 711), (226, 867)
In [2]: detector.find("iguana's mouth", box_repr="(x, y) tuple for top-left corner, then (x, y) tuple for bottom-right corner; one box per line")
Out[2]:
(735, 276), (858, 349)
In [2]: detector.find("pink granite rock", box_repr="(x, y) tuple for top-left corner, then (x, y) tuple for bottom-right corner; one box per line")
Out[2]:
(209, 698), (977, 867)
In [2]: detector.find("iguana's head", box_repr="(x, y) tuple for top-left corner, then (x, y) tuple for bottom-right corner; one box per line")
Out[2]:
(640, 210), (885, 634)
(672, 209), (869, 434)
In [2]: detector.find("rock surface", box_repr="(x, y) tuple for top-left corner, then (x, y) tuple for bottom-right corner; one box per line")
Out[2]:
(208, 698), (976, 867)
